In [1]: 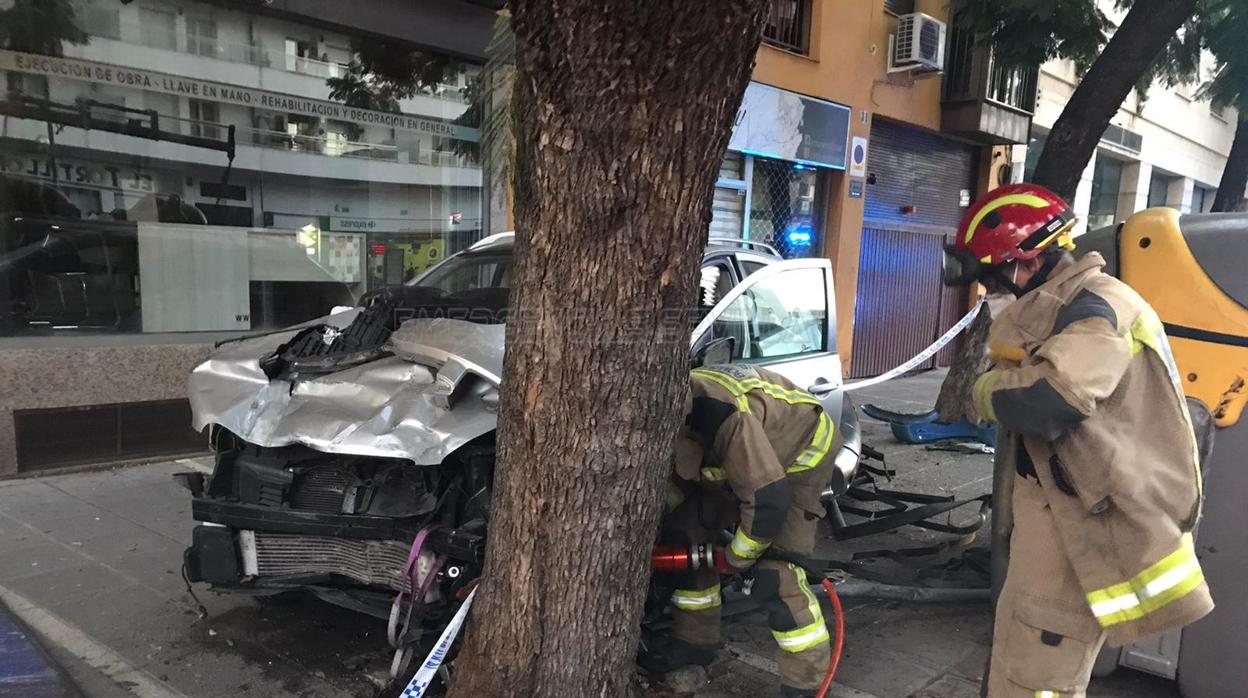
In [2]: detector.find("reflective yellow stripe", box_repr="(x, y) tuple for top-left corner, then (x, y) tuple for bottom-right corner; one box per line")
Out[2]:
(700, 467), (726, 482)
(729, 528), (769, 560)
(769, 564), (829, 652)
(964, 193), (1051, 244)
(772, 619), (830, 653)
(1036, 692), (1061, 698)
(1086, 533), (1204, 628)
(666, 482), (686, 510)
(792, 563), (823, 626)
(671, 584), (722, 611)
(788, 412), (834, 473)
(690, 369), (821, 412)
(690, 369), (749, 411)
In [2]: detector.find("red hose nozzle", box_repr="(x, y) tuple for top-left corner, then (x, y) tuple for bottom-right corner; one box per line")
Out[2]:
(651, 544), (730, 574)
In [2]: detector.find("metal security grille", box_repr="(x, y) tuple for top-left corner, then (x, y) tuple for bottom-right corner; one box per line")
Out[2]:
(14, 399), (203, 472)
(761, 0), (811, 54)
(749, 157), (821, 259)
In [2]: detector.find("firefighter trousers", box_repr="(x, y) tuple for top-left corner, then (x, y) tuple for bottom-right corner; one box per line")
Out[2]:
(988, 476), (1108, 698)
(664, 493), (831, 691)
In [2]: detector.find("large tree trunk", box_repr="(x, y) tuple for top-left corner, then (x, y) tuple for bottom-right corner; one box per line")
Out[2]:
(446, 3), (768, 697)
(938, 0), (1195, 423)
(1213, 115), (1248, 212)
(1031, 0), (1197, 200)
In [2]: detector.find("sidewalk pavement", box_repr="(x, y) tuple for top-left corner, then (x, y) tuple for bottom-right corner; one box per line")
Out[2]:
(0, 370), (1182, 698)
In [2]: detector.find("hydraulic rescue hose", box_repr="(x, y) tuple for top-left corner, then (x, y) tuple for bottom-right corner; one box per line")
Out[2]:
(814, 577), (845, 698)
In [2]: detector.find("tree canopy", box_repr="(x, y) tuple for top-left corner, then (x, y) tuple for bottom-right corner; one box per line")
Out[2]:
(0, 0), (88, 57)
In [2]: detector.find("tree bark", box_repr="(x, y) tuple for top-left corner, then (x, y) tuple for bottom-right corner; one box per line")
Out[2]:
(446, 3), (768, 697)
(1213, 115), (1248, 212)
(1031, 0), (1197, 200)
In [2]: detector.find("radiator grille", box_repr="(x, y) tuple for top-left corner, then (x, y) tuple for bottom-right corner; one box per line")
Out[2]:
(253, 532), (410, 591)
(289, 467), (349, 513)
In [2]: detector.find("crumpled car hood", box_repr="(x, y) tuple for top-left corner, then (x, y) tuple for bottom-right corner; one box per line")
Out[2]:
(189, 312), (504, 465)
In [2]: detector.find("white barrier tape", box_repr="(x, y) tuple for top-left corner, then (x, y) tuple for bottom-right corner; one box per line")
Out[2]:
(842, 300), (985, 393)
(398, 587), (477, 698)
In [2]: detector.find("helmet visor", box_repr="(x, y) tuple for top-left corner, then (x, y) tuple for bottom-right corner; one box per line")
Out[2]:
(942, 245), (986, 286)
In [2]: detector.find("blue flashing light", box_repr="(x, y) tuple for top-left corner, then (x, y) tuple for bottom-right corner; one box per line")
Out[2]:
(787, 230), (812, 244)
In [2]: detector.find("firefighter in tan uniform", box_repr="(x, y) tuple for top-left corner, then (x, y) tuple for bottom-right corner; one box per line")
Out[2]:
(646, 365), (835, 697)
(943, 184), (1214, 697)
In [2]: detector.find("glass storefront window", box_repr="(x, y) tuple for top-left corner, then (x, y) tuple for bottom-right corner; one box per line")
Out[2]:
(1, 0), (484, 339)
(1087, 156), (1123, 230)
(749, 157), (824, 259)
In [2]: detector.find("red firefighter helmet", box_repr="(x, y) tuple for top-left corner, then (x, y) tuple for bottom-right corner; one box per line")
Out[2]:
(943, 183), (1077, 286)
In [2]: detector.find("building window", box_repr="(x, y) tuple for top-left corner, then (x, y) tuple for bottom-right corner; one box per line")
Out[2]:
(885, 0), (916, 15)
(188, 100), (220, 140)
(1022, 134), (1045, 182)
(1148, 171), (1173, 208)
(186, 17), (218, 58)
(1191, 185), (1214, 213)
(78, 0), (122, 40)
(761, 0), (812, 55)
(285, 38), (319, 73)
(138, 7), (177, 51)
(1088, 156), (1124, 230)
(0, 0), (483, 341)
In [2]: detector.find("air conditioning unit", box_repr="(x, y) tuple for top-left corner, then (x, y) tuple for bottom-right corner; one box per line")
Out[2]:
(890, 12), (946, 74)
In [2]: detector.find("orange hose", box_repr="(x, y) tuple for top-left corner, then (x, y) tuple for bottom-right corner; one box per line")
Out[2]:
(814, 578), (845, 698)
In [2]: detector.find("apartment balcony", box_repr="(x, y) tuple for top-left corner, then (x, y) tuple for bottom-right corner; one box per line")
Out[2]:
(941, 28), (1037, 145)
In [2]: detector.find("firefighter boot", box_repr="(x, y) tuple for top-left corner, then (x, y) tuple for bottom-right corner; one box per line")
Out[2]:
(637, 635), (718, 676)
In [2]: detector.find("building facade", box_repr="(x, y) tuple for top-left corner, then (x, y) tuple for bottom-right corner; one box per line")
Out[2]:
(1017, 52), (1239, 233)
(0, 0), (497, 473)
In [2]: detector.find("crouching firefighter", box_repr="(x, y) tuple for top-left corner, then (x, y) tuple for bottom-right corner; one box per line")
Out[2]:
(943, 183), (1214, 697)
(643, 365), (835, 698)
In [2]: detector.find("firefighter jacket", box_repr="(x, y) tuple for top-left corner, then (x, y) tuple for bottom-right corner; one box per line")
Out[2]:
(674, 365), (834, 569)
(973, 252), (1214, 645)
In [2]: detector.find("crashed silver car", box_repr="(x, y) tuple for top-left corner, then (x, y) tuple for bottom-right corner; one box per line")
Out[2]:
(181, 234), (861, 620)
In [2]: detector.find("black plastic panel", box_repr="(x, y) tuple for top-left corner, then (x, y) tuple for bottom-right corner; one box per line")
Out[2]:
(1178, 214), (1248, 309)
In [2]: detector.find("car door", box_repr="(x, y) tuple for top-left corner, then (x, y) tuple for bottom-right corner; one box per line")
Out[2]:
(690, 258), (842, 407)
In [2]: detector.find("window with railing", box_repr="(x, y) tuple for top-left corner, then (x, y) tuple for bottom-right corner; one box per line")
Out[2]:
(186, 17), (218, 58)
(188, 100), (221, 140)
(761, 0), (812, 55)
(943, 25), (1037, 114)
(884, 0), (916, 15)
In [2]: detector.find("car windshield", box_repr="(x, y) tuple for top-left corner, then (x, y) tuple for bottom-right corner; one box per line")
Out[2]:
(410, 251), (513, 293)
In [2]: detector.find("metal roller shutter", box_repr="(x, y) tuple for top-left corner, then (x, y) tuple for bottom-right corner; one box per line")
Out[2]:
(710, 187), (746, 238)
(864, 120), (978, 228)
(710, 152), (747, 238)
(851, 120), (979, 377)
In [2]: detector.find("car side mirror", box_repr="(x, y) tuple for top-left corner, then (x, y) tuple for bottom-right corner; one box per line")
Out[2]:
(692, 336), (735, 368)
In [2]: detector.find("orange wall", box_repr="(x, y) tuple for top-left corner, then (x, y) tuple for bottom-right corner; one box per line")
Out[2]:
(749, 0), (950, 375)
